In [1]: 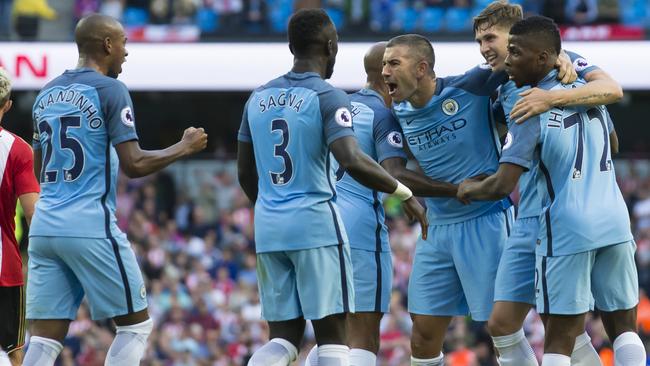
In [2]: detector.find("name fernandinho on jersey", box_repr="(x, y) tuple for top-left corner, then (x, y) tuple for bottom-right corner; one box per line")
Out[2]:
(258, 91), (305, 113)
(33, 88), (102, 128)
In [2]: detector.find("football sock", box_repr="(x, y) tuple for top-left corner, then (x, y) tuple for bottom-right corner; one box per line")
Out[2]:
(350, 348), (377, 366)
(570, 331), (602, 366)
(0, 350), (10, 366)
(411, 353), (444, 366)
(22, 336), (63, 366)
(306, 345), (319, 366)
(492, 328), (538, 366)
(318, 344), (350, 366)
(613, 332), (645, 366)
(542, 353), (571, 366)
(105, 318), (154, 366)
(247, 338), (297, 366)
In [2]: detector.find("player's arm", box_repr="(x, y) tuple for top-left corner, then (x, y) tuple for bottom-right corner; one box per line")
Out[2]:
(19, 193), (38, 226)
(511, 55), (623, 123)
(381, 157), (457, 197)
(458, 115), (540, 202)
(330, 136), (428, 238)
(14, 141), (40, 226)
(33, 149), (41, 184)
(610, 131), (619, 154)
(237, 141), (258, 202)
(457, 163), (523, 201)
(372, 112), (458, 198)
(115, 127), (207, 178)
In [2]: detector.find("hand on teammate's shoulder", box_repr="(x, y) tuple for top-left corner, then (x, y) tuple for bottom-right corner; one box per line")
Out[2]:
(181, 127), (208, 155)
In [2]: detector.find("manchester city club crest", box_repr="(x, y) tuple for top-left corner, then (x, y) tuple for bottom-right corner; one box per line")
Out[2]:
(442, 98), (459, 116)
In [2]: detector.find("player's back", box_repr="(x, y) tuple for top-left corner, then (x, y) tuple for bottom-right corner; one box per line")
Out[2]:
(394, 65), (511, 224)
(30, 68), (138, 238)
(535, 72), (632, 256)
(241, 71), (353, 253)
(334, 89), (405, 252)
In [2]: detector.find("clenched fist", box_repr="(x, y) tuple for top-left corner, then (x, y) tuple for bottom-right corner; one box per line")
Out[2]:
(182, 127), (208, 155)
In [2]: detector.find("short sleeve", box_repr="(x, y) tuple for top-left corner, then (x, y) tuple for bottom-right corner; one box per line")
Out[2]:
(319, 87), (355, 145)
(12, 140), (40, 196)
(565, 50), (600, 79)
(499, 115), (541, 170)
(373, 111), (407, 163)
(100, 81), (139, 146)
(458, 65), (509, 96)
(238, 97), (253, 143)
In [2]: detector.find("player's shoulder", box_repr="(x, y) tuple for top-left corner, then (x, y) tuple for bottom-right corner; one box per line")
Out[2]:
(1, 129), (32, 157)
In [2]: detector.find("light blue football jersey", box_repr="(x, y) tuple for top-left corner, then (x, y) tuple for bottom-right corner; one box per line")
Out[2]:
(332, 88), (407, 252)
(30, 68), (138, 238)
(238, 71), (355, 253)
(497, 51), (600, 219)
(501, 70), (632, 257)
(393, 65), (511, 224)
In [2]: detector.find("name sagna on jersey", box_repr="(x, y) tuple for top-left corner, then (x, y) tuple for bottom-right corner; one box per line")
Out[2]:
(33, 88), (103, 129)
(258, 91), (305, 113)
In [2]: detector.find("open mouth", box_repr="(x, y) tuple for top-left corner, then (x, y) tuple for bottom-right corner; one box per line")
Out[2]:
(387, 82), (398, 95)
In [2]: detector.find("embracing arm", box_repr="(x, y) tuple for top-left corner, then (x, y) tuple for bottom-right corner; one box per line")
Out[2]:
(457, 163), (524, 202)
(380, 157), (457, 198)
(511, 70), (623, 124)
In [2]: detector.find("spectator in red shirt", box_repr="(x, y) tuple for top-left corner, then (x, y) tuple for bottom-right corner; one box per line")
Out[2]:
(0, 67), (39, 366)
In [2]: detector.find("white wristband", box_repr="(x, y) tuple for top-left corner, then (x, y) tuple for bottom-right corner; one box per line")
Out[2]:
(392, 181), (413, 201)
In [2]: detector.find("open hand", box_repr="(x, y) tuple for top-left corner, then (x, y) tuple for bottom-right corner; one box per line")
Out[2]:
(555, 52), (577, 84)
(511, 88), (552, 124)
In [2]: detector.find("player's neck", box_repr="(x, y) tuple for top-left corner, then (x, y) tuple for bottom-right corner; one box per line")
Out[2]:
(76, 57), (108, 76)
(409, 77), (437, 108)
(532, 66), (555, 86)
(291, 58), (327, 79)
(365, 80), (391, 106)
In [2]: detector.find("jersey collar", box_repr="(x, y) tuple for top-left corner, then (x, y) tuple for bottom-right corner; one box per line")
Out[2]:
(357, 88), (384, 102)
(537, 69), (559, 89)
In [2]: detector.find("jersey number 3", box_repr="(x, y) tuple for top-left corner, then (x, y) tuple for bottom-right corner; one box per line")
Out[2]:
(39, 116), (85, 183)
(270, 119), (293, 185)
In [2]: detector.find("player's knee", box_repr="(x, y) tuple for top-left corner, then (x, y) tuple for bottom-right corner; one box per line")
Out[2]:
(487, 314), (518, 337)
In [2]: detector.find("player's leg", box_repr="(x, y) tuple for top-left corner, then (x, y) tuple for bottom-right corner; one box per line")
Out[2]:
(249, 251), (304, 366)
(408, 225), (460, 365)
(488, 216), (538, 366)
(0, 285), (26, 366)
(57, 234), (151, 366)
(294, 244), (355, 366)
(24, 237), (82, 366)
(593, 241), (644, 366)
(347, 248), (392, 364)
(410, 314), (451, 365)
(542, 314), (587, 365)
(536, 252), (593, 365)
(347, 312), (383, 363)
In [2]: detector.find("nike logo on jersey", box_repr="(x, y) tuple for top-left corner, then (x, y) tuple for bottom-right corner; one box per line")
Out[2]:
(405, 118), (416, 125)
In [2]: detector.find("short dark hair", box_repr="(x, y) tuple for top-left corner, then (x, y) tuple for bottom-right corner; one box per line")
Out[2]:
(386, 34), (435, 72)
(473, 1), (523, 32)
(288, 9), (333, 56)
(510, 16), (561, 55)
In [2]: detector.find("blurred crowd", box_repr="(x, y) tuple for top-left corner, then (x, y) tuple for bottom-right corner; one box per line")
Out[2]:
(22, 158), (649, 366)
(0, 0), (649, 41)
